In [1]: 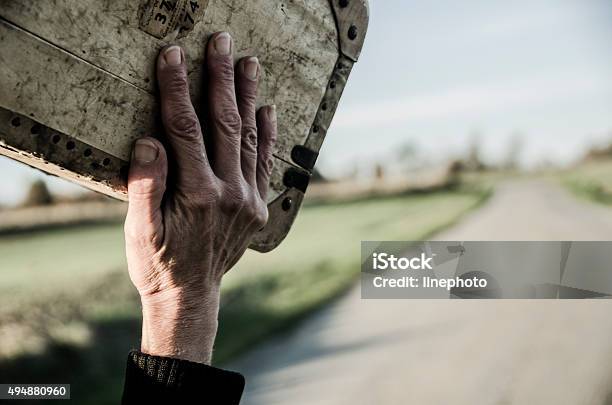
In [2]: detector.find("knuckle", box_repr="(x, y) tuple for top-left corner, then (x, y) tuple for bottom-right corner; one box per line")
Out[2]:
(124, 217), (157, 247)
(167, 109), (200, 137)
(128, 177), (165, 199)
(207, 182), (223, 203)
(212, 57), (235, 84)
(225, 193), (248, 214)
(123, 220), (138, 241)
(259, 156), (275, 177)
(217, 182), (268, 228)
(259, 128), (277, 151)
(201, 183), (223, 206)
(240, 86), (257, 105)
(253, 205), (269, 228)
(220, 183), (249, 213)
(237, 192), (268, 229)
(215, 107), (242, 135)
(264, 128), (278, 146)
(182, 180), (222, 207)
(242, 125), (258, 151)
(163, 69), (189, 93)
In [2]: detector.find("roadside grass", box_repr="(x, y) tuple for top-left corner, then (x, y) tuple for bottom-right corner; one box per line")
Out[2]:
(0, 187), (490, 404)
(561, 160), (612, 205)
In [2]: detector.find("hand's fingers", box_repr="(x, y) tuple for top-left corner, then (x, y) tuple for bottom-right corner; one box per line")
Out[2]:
(236, 56), (260, 187)
(255, 105), (277, 201)
(125, 138), (168, 249)
(157, 45), (212, 191)
(206, 32), (242, 181)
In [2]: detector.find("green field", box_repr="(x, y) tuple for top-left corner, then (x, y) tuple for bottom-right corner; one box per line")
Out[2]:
(0, 189), (488, 404)
(562, 160), (612, 204)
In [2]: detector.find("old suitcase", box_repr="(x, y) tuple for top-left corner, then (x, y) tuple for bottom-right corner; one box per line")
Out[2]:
(0, 0), (368, 251)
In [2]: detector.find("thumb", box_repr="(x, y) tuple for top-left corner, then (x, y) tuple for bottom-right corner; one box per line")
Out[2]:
(125, 137), (168, 247)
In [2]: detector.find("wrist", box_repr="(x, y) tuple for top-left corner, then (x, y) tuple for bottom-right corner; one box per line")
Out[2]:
(140, 286), (221, 365)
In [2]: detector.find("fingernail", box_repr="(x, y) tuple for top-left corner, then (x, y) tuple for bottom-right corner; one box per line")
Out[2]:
(244, 57), (259, 80)
(268, 105), (277, 123)
(134, 139), (159, 164)
(163, 46), (182, 66)
(215, 32), (231, 55)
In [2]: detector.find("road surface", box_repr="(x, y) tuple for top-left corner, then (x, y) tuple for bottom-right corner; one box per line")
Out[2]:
(229, 179), (612, 405)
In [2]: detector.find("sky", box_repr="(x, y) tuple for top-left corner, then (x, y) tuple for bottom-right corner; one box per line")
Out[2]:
(319, 0), (612, 176)
(1, 0), (612, 204)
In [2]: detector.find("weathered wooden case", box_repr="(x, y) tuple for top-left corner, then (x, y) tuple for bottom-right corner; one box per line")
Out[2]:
(0, 0), (368, 251)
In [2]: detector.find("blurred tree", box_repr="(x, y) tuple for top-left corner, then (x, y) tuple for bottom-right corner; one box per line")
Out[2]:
(466, 132), (486, 171)
(448, 159), (465, 175)
(503, 132), (524, 170)
(22, 179), (53, 207)
(375, 163), (385, 180)
(396, 141), (423, 171)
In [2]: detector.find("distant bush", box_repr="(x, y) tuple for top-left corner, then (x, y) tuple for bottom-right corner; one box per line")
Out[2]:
(22, 180), (53, 207)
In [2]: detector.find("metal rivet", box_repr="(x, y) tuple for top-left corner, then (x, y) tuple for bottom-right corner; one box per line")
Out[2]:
(83, 149), (92, 157)
(52, 134), (61, 144)
(11, 117), (20, 127)
(330, 81), (336, 89)
(66, 141), (76, 150)
(102, 158), (111, 166)
(313, 125), (319, 133)
(339, 0), (349, 8)
(30, 124), (40, 135)
(348, 25), (358, 40)
(282, 197), (292, 211)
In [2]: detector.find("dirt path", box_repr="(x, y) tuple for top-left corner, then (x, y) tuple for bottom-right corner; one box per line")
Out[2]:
(229, 179), (612, 405)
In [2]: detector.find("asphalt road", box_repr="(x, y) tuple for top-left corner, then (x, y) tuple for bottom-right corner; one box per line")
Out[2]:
(229, 179), (612, 405)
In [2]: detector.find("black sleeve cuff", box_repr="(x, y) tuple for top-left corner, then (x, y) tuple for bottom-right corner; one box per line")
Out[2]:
(122, 350), (245, 405)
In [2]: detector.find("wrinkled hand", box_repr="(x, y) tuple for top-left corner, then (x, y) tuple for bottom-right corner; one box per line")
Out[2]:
(124, 32), (277, 364)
